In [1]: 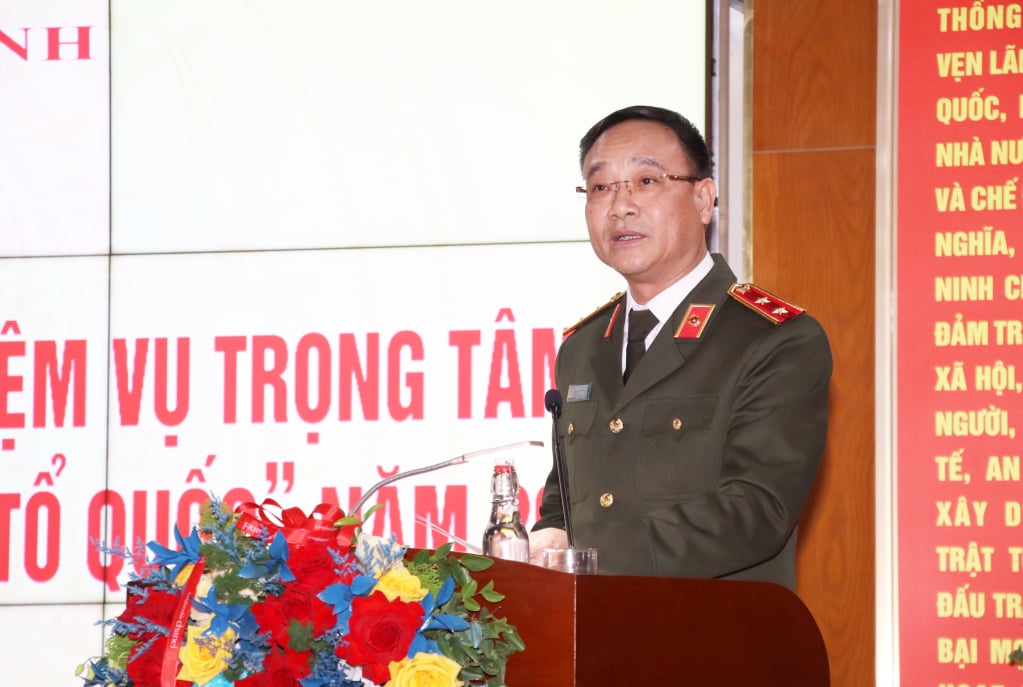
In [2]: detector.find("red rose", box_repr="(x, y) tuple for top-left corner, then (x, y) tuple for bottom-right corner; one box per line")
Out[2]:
(117, 587), (179, 640)
(286, 540), (356, 593)
(237, 647), (311, 687)
(125, 635), (190, 687)
(335, 592), (424, 685)
(251, 590), (335, 648)
(250, 596), (288, 644)
(125, 636), (163, 686)
(279, 648), (313, 680)
(115, 584), (195, 687)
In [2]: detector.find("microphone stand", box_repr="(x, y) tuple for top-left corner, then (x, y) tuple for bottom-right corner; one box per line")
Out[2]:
(349, 440), (543, 517)
(545, 389), (574, 548)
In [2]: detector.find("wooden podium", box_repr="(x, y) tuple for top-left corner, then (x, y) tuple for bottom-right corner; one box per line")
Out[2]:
(477, 557), (830, 686)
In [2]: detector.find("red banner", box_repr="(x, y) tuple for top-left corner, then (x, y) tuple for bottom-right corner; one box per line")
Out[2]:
(897, 2), (1023, 684)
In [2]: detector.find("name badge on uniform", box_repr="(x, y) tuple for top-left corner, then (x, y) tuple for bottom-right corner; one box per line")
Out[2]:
(567, 384), (591, 402)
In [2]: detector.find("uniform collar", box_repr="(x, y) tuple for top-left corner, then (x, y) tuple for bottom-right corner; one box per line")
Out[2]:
(624, 252), (714, 342)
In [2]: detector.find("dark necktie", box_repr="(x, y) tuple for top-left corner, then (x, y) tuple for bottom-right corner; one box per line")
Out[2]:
(624, 308), (659, 383)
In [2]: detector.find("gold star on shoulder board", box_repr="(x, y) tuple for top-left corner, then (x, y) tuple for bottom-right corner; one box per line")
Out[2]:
(728, 283), (805, 324)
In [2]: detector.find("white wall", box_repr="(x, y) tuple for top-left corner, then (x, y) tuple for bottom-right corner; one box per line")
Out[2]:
(0, 2), (707, 684)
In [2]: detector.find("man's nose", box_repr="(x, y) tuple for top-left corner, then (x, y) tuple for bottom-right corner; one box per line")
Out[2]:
(608, 180), (638, 218)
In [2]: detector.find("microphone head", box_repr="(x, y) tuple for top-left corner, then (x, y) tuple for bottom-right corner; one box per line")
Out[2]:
(544, 388), (563, 417)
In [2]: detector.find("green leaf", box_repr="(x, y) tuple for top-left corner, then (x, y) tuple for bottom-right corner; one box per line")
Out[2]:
(478, 647), (501, 671)
(463, 596), (481, 612)
(451, 562), (471, 587)
(430, 542), (454, 561)
(504, 629), (526, 652)
(460, 666), (485, 682)
(458, 554), (494, 572)
(333, 516), (361, 527)
(462, 578), (478, 598)
(470, 620), (484, 648)
(287, 619), (316, 651)
(435, 634), (456, 656)
(479, 580), (505, 603)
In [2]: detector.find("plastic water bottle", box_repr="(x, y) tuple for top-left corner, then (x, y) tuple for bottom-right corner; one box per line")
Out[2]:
(482, 460), (529, 562)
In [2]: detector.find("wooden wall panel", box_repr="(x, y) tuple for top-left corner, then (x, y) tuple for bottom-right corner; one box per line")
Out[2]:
(753, 1), (877, 150)
(753, 149), (875, 687)
(750, 2), (879, 686)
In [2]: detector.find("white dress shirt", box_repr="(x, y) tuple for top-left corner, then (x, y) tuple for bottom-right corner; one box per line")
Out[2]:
(621, 251), (714, 373)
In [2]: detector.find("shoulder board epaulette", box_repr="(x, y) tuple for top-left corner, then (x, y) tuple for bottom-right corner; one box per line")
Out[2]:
(563, 292), (625, 339)
(728, 283), (805, 324)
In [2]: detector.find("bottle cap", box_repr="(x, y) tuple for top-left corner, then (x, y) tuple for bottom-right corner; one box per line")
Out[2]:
(493, 456), (516, 473)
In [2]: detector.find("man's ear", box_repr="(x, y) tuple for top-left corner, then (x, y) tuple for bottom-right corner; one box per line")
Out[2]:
(694, 177), (717, 224)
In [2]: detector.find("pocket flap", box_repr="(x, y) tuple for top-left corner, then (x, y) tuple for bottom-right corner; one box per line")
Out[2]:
(561, 400), (597, 438)
(641, 397), (717, 435)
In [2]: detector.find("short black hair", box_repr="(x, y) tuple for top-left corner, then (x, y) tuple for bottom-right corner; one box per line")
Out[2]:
(579, 105), (712, 179)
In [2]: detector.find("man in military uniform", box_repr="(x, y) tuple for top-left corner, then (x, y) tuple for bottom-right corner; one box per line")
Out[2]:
(529, 105), (832, 590)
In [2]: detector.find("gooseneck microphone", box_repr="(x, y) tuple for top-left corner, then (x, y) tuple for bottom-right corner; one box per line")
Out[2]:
(544, 389), (574, 548)
(349, 440), (543, 517)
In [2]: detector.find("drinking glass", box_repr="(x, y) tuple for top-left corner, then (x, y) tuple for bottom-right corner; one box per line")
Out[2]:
(540, 547), (598, 574)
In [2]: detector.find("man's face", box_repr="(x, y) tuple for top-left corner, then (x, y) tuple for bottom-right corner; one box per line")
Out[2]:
(581, 119), (717, 303)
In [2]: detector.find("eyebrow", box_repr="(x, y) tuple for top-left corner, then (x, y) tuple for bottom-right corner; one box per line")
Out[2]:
(584, 156), (668, 179)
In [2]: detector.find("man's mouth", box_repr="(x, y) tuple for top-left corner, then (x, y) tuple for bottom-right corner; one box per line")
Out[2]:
(612, 231), (644, 242)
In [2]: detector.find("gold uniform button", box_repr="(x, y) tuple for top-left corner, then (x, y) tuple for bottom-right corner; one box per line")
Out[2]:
(609, 417), (624, 433)
(672, 418), (683, 431)
(600, 492), (614, 508)
(567, 422), (575, 436)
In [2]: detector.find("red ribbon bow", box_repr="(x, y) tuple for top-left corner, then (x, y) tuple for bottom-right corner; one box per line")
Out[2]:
(235, 499), (354, 548)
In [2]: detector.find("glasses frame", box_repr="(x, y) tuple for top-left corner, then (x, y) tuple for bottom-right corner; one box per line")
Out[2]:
(575, 173), (704, 198)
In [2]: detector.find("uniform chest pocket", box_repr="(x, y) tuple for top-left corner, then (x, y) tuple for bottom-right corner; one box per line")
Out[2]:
(640, 397), (716, 437)
(559, 401), (597, 441)
(559, 401), (598, 504)
(637, 396), (719, 496)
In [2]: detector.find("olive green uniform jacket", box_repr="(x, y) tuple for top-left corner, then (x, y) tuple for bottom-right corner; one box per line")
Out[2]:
(534, 254), (832, 590)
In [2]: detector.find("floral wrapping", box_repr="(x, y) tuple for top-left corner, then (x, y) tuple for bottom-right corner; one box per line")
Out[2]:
(76, 497), (524, 687)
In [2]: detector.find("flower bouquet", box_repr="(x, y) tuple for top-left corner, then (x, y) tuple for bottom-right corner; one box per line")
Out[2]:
(76, 497), (524, 687)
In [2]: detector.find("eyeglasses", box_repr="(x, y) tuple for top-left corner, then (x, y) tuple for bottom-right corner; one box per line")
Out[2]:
(575, 174), (703, 201)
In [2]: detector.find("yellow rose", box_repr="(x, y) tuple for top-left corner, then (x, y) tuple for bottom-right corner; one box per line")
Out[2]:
(177, 621), (236, 685)
(173, 563), (195, 586)
(387, 652), (463, 687)
(174, 564), (214, 597)
(373, 566), (429, 602)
